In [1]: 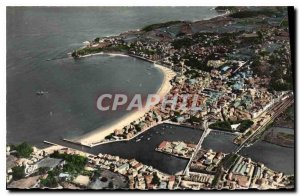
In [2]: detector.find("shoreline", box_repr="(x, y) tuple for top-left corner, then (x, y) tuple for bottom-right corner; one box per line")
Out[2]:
(72, 51), (130, 59)
(68, 54), (176, 147)
(77, 9), (226, 49)
(63, 10), (229, 147)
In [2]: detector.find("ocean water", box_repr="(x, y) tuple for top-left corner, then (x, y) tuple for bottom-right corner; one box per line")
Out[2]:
(239, 127), (294, 174)
(7, 7), (219, 146)
(54, 124), (204, 175)
(201, 130), (237, 153)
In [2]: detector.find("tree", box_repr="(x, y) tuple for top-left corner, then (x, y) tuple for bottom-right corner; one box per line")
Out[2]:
(172, 38), (193, 49)
(12, 166), (25, 180)
(50, 152), (88, 175)
(134, 124), (141, 132)
(239, 120), (254, 133)
(229, 10), (275, 18)
(141, 21), (181, 32)
(187, 116), (202, 125)
(13, 142), (33, 158)
(94, 37), (100, 43)
(209, 120), (232, 131)
(170, 117), (178, 123)
(151, 172), (160, 185)
(40, 171), (58, 188)
(71, 51), (79, 58)
(288, 176), (295, 186)
(38, 167), (49, 175)
(269, 79), (292, 91)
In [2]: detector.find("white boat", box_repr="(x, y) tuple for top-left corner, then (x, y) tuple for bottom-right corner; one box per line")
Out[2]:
(36, 91), (48, 96)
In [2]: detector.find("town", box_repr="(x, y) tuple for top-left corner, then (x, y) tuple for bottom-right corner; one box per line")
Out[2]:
(6, 140), (293, 190)
(6, 6), (294, 190)
(72, 6), (293, 149)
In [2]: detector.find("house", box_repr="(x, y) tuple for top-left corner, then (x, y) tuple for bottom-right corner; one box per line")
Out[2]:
(231, 123), (240, 131)
(158, 181), (167, 189)
(116, 163), (130, 174)
(168, 176), (175, 189)
(36, 157), (64, 170)
(59, 173), (71, 181)
(133, 163), (143, 171)
(23, 157), (64, 176)
(158, 141), (168, 150)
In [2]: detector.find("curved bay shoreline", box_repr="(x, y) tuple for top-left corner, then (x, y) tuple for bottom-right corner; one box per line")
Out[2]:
(62, 10), (229, 147)
(66, 52), (176, 147)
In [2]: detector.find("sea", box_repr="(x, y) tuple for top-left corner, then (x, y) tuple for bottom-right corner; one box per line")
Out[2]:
(7, 7), (294, 176)
(7, 7), (219, 146)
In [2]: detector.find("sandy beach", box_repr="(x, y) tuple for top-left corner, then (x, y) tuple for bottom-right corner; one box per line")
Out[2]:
(71, 58), (176, 147)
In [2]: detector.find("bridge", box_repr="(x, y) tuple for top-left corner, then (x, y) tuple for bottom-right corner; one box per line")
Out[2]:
(183, 120), (211, 175)
(182, 93), (294, 175)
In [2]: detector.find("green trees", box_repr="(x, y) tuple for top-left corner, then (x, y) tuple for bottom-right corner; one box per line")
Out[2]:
(229, 10), (276, 18)
(11, 166), (25, 180)
(269, 79), (292, 91)
(222, 153), (239, 171)
(50, 152), (88, 175)
(38, 167), (49, 175)
(184, 55), (211, 72)
(238, 120), (254, 133)
(11, 142), (33, 158)
(172, 38), (193, 49)
(215, 36), (233, 45)
(287, 176), (295, 186)
(40, 170), (58, 188)
(269, 66), (293, 91)
(170, 117), (178, 123)
(94, 37), (100, 43)
(106, 44), (129, 52)
(71, 51), (79, 58)
(105, 134), (114, 140)
(187, 116), (202, 125)
(75, 47), (103, 56)
(141, 21), (181, 32)
(151, 172), (160, 185)
(209, 120), (253, 133)
(134, 124), (142, 132)
(209, 121), (232, 131)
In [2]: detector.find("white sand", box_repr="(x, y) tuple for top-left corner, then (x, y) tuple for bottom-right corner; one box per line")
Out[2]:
(71, 60), (176, 147)
(73, 175), (90, 186)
